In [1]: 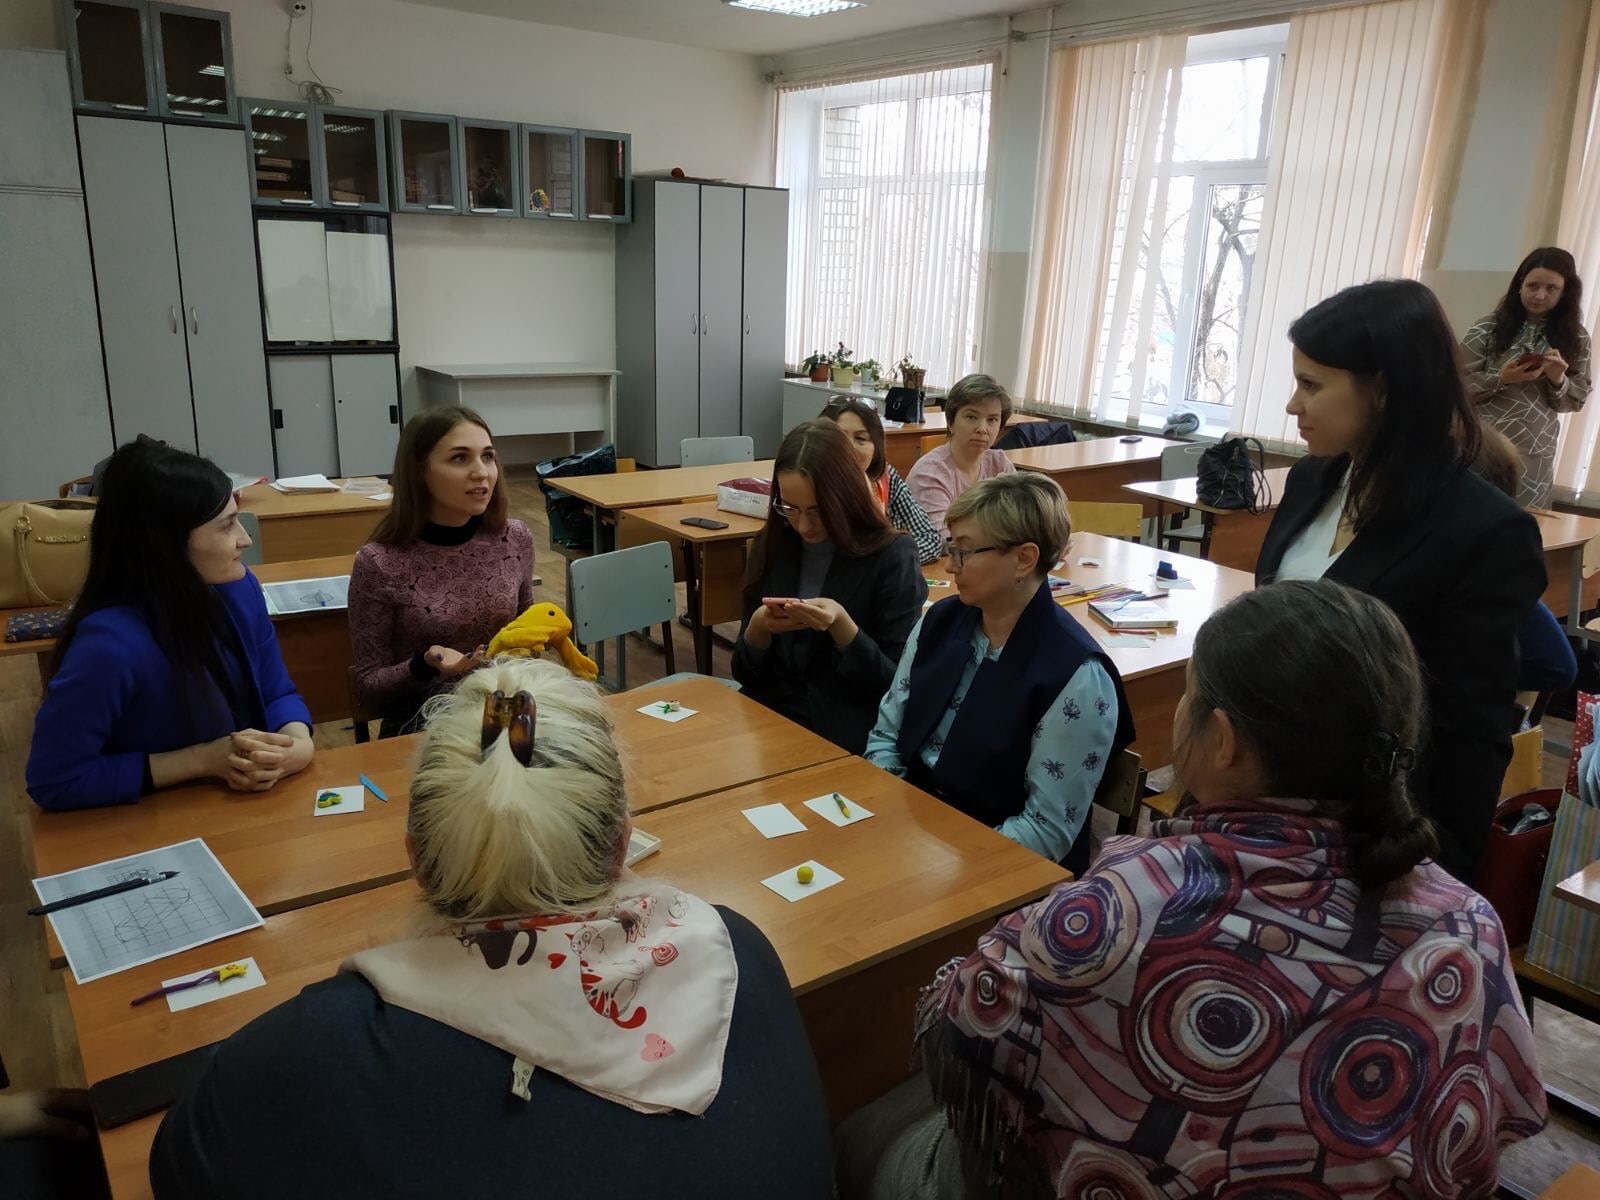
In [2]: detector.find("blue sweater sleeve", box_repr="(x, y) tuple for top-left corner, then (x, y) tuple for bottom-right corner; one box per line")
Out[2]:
(26, 616), (148, 811)
(1517, 601), (1578, 693)
(230, 573), (313, 731)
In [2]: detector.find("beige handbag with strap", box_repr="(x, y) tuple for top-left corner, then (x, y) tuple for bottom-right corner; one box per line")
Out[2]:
(0, 500), (95, 608)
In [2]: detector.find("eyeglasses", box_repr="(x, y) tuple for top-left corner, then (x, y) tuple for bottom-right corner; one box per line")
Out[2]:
(945, 542), (1002, 569)
(774, 501), (821, 522)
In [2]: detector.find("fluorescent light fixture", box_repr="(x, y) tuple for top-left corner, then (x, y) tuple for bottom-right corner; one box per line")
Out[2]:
(198, 64), (226, 76)
(724, 0), (864, 15)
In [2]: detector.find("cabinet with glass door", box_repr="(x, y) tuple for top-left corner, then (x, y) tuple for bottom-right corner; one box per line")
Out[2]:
(458, 119), (519, 217)
(149, 3), (235, 123)
(388, 111), (460, 214)
(62, 0), (154, 115)
(316, 106), (388, 212)
(579, 130), (631, 223)
(520, 125), (578, 220)
(244, 98), (320, 208)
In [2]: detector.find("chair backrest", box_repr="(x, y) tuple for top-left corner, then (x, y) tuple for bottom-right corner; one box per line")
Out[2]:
(919, 433), (945, 456)
(238, 510), (263, 566)
(1067, 501), (1143, 539)
(1160, 442), (1207, 481)
(347, 665), (380, 743)
(679, 436), (754, 469)
(1092, 748), (1145, 822)
(569, 541), (677, 645)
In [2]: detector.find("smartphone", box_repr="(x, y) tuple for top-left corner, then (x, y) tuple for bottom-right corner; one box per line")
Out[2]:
(90, 1041), (220, 1129)
(680, 516), (729, 530)
(762, 596), (799, 611)
(1515, 351), (1545, 369)
(1119, 435), (1143, 443)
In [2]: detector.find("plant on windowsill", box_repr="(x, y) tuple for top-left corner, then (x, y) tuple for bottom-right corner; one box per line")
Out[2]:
(896, 354), (926, 393)
(856, 358), (883, 388)
(801, 350), (832, 383)
(830, 341), (857, 389)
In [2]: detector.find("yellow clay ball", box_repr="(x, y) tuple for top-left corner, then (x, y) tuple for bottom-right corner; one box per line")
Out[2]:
(797, 865), (815, 885)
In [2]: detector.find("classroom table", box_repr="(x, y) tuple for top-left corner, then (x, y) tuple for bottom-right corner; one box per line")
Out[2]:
(619, 501), (766, 673)
(546, 459), (778, 555)
(925, 531), (1256, 767)
(1557, 859), (1600, 917)
(0, 555), (357, 720)
(76, 757), (1066, 1197)
(1121, 466), (1290, 572)
(1536, 508), (1600, 628)
(1007, 436), (1186, 515)
(29, 679), (849, 966)
(237, 481), (390, 563)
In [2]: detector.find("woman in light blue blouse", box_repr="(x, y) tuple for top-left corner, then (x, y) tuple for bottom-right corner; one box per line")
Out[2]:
(865, 474), (1133, 872)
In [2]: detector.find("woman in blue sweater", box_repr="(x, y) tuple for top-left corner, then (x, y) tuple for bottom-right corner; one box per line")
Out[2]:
(26, 443), (314, 811)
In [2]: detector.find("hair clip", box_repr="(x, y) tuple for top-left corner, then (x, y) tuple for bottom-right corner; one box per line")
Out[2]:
(1363, 730), (1416, 782)
(481, 689), (537, 766)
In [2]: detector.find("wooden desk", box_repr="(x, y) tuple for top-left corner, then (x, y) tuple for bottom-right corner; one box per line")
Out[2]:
(549, 460), (776, 560)
(417, 363), (617, 450)
(1121, 467), (1290, 572)
(1538, 1163), (1600, 1199)
(926, 532), (1255, 766)
(1535, 509), (1600, 624)
(619, 502), (766, 672)
(238, 482), (389, 563)
(1, 556), (357, 721)
(1557, 860), (1600, 917)
(1008, 437), (1184, 516)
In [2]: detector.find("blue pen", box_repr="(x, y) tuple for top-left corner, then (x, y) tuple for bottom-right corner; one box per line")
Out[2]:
(359, 773), (388, 803)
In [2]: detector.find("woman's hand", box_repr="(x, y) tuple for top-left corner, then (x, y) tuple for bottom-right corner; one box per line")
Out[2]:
(220, 729), (299, 792)
(1543, 347), (1570, 384)
(784, 598), (860, 646)
(0, 1090), (92, 1141)
(1500, 356), (1544, 385)
(426, 644), (485, 677)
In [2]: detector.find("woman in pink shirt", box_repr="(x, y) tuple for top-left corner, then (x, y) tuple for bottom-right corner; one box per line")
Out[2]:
(906, 374), (1018, 538)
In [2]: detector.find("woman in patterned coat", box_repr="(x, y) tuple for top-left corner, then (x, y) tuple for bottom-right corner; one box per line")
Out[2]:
(1460, 246), (1591, 508)
(839, 579), (1545, 1199)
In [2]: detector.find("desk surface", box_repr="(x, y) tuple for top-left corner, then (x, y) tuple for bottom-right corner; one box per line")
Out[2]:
(239, 482), (392, 521)
(624, 500), (768, 544)
(416, 362), (619, 380)
(1533, 508), (1600, 553)
(1008, 436), (1184, 475)
(1557, 860), (1600, 917)
(924, 531), (1254, 683)
(550, 461), (778, 510)
(1122, 466), (1292, 515)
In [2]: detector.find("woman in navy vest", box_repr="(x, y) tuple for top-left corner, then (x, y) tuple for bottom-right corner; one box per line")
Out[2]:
(732, 420), (926, 754)
(865, 473), (1132, 874)
(26, 442), (314, 811)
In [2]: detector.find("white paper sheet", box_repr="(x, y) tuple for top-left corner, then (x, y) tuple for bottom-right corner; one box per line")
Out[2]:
(163, 956), (267, 1013)
(33, 839), (263, 985)
(313, 784), (365, 816)
(742, 804), (807, 838)
(637, 700), (697, 723)
(326, 231), (394, 342)
(761, 861), (844, 903)
(803, 793), (874, 828)
(269, 474), (338, 493)
(262, 575), (350, 616)
(258, 220), (334, 342)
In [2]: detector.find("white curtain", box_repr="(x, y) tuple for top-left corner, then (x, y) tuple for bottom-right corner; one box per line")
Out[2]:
(776, 61), (996, 391)
(1231, 0), (1473, 449)
(1017, 34), (1187, 420)
(1554, 4), (1600, 502)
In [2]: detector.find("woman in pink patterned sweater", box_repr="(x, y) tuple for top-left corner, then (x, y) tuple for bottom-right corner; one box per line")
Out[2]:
(349, 407), (535, 736)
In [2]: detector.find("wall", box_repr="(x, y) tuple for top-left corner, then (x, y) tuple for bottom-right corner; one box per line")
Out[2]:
(1, 0), (774, 462)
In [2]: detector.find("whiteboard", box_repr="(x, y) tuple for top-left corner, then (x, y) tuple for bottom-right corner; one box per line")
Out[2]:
(326, 231), (394, 342)
(257, 219), (333, 342)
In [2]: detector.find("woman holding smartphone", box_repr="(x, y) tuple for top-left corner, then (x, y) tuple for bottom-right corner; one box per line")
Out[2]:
(732, 420), (926, 753)
(1460, 246), (1591, 507)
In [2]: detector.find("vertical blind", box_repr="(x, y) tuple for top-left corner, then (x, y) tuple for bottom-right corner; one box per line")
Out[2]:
(776, 61), (996, 390)
(1554, 3), (1600, 503)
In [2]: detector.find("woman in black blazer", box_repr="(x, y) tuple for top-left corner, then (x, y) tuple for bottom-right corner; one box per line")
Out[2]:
(1257, 279), (1546, 882)
(733, 420), (927, 753)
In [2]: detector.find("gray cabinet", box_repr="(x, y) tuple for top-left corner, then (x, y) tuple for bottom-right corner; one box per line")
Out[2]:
(270, 353), (399, 477)
(521, 125), (578, 220)
(317, 106), (388, 212)
(615, 179), (788, 467)
(0, 49), (114, 499)
(458, 118), (518, 217)
(389, 111), (460, 214)
(244, 98), (320, 208)
(580, 130), (631, 223)
(149, 3), (235, 123)
(78, 115), (274, 471)
(62, 0), (236, 122)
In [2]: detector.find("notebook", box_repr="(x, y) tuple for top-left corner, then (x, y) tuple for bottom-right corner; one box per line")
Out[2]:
(1087, 599), (1177, 630)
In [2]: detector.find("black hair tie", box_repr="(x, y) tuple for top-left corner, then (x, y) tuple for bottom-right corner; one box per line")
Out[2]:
(1364, 730), (1416, 781)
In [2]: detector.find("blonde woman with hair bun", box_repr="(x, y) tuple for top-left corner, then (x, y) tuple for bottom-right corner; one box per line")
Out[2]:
(151, 657), (833, 1200)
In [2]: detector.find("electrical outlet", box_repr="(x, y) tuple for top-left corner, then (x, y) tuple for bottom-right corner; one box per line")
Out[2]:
(289, 0), (310, 16)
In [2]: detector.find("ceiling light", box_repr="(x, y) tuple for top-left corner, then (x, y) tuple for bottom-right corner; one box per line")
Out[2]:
(724, 0), (864, 16)
(198, 64), (226, 76)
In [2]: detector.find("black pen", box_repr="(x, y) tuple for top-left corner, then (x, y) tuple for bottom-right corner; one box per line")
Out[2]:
(28, 871), (179, 917)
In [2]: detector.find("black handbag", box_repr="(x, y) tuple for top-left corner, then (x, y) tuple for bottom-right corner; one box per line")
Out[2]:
(1195, 436), (1271, 512)
(883, 387), (925, 424)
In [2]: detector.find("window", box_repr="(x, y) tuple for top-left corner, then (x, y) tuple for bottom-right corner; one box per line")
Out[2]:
(777, 63), (994, 390)
(1094, 27), (1285, 427)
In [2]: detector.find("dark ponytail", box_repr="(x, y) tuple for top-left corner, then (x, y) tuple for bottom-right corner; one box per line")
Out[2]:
(1185, 580), (1440, 890)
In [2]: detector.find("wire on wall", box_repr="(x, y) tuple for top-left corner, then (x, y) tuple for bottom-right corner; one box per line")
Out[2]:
(283, 3), (342, 106)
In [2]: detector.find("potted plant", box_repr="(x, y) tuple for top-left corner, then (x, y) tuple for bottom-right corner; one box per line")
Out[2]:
(830, 341), (856, 389)
(856, 358), (883, 388)
(896, 353), (926, 392)
(800, 350), (832, 383)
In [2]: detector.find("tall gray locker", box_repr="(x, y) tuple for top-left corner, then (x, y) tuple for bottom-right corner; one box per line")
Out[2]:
(78, 115), (274, 474)
(0, 50), (113, 499)
(614, 179), (788, 467)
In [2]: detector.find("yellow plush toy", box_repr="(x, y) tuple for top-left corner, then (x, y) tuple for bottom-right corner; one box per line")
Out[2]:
(486, 602), (598, 681)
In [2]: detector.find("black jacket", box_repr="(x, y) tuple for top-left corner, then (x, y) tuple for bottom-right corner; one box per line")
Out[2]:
(733, 534), (925, 754)
(1257, 455), (1546, 881)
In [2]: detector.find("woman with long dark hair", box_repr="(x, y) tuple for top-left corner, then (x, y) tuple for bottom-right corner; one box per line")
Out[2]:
(1460, 246), (1592, 507)
(732, 420), (926, 752)
(26, 443), (313, 811)
(817, 396), (943, 563)
(348, 406), (535, 736)
(1256, 278), (1546, 880)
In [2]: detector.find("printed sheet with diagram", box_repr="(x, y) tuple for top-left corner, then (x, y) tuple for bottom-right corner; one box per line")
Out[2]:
(262, 574), (350, 615)
(32, 839), (263, 984)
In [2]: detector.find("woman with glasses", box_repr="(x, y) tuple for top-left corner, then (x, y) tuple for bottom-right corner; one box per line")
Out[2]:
(732, 420), (927, 753)
(865, 473), (1131, 873)
(818, 397), (944, 564)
